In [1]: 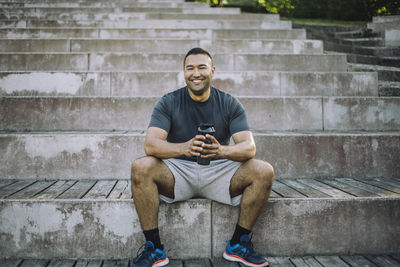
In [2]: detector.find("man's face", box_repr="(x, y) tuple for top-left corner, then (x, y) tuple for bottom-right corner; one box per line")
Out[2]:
(184, 54), (215, 96)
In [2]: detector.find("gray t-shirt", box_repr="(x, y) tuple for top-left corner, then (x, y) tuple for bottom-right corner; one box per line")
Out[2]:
(149, 86), (250, 161)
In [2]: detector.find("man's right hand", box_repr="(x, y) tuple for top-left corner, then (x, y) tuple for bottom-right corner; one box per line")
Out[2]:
(182, 135), (207, 158)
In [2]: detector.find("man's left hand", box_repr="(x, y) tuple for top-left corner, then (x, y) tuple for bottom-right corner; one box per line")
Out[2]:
(200, 134), (224, 158)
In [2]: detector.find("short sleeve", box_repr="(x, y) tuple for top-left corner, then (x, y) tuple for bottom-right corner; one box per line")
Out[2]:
(229, 97), (250, 135)
(148, 95), (171, 133)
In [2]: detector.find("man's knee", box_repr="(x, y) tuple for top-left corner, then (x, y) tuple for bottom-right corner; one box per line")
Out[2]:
(249, 159), (274, 188)
(131, 156), (159, 186)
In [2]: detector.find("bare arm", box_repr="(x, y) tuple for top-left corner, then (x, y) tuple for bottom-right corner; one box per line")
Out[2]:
(201, 130), (256, 162)
(144, 126), (206, 159)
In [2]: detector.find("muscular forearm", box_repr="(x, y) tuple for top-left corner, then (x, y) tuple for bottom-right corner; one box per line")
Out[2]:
(144, 137), (186, 159)
(219, 140), (256, 162)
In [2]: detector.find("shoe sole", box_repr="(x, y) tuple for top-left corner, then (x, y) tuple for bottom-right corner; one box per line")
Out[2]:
(152, 257), (169, 267)
(223, 252), (269, 267)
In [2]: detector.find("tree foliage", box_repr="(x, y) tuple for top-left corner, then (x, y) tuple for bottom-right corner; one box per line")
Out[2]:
(195, 0), (400, 21)
(255, 0), (400, 20)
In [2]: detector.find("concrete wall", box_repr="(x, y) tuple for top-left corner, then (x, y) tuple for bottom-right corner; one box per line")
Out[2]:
(0, 133), (399, 179)
(1, 198), (399, 259)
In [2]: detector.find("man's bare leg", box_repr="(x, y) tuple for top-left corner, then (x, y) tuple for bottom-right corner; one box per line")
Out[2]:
(230, 159), (274, 230)
(131, 156), (175, 231)
(223, 159), (274, 266)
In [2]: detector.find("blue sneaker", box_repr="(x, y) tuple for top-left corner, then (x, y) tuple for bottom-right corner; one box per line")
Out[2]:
(130, 241), (169, 267)
(223, 234), (269, 266)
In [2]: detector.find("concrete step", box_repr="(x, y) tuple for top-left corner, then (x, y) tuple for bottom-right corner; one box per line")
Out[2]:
(333, 29), (381, 39)
(0, 39), (324, 54)
(0, 53), (347, 72)
(0, 0), (185, 2)
(324, 41), (400, 57)
(385, 29), (400, 47)
(379, 81), (400, 97)
(346, 54), (400, 68)
(368, 22), (400, 35)
(0, 132), (398, 179)
(0, 19), (292, 29)
(3, 256), (400, 267)
(348, 62), (400, 82)
(0, 7), (242, 17)
(0, 2), (207, 8)
(0, 28), (307, 40)
(0, 71), (378, 97)
(0, 178), (399, 258)
(1, 96), (399, 132)
(340, 37), (384, 47)
(0, 12), (278, 21)
(373, 15), (400, 24)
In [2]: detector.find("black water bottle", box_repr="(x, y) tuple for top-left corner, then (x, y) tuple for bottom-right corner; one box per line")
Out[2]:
(197, 123), (215, 165)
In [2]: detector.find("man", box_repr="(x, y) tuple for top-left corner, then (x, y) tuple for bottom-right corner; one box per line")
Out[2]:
(130, 48), (274, 267)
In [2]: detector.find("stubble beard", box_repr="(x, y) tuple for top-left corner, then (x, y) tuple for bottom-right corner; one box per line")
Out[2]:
(187, 79), (211, 96)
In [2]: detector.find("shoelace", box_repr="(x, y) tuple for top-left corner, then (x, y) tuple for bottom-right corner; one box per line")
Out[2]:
(133, 242), (153, 264)
(241, 234), (256, 258)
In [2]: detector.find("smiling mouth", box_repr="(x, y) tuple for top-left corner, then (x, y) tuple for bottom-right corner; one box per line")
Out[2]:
(191, 79), (204, 85)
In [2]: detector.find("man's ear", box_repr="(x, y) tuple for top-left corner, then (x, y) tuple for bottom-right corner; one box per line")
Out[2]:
(211, 65), (216, 75)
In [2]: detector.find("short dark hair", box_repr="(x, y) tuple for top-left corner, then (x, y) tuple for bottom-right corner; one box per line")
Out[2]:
(183, 47), (213, 68)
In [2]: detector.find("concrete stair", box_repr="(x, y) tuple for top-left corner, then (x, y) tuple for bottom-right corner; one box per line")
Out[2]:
(0, 71), (378, 96)
(0, 28), (308, 39)
(1, 178), (399, 259)
(0, 0), (399, 261)
(297, 17), (400, 96)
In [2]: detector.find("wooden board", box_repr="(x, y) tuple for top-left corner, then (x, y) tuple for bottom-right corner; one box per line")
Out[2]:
(356, 178), (400, 194)
(83, 180), (117, 199)
(47, 259), (76, 267)
(367, 255), (400, 266)
(267, 257), (295, 267)
(0, 180), (36, 199)
(120, 181), (133, 199)
(391, 254), (400, 262)
(340, 255), (377, 266)
(168, 259), (184, 267)
(102, 259), (129, 267)
(269, 189), (282, 198)
(314, 256), (349, 267)
(272, 180), (306, 198)
(108, 180), (129, 199)
(0, 259), (22, 267)
(0, 179), (16, 189)
(74, 260), (90, 267)
(86, 260), (103, 267)
(34, 180), (77, 199)
(7, 180), (57, 199)
(290, 256), (323, 267)
(279, 179), (330, 198)
(57, 180), (96, 199)
(298, 179), (353, 198)
(19, 260), (50, 267)
(317, 179), (379, 197)
(340, 178), (400, 197)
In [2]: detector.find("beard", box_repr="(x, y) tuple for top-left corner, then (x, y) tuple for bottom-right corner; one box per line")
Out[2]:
(186, 78), (211, 96)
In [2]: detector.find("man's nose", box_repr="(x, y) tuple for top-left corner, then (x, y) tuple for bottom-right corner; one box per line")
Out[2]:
(193, 68), (200, 76)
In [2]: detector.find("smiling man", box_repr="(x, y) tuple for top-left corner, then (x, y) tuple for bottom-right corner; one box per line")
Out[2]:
(130, 48), (274, 267)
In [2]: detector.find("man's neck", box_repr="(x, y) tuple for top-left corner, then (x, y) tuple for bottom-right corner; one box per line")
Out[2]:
(187, 87), (211, 102)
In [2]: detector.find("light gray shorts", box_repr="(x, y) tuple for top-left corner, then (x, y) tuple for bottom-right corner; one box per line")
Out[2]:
(160, 158), (242, 206)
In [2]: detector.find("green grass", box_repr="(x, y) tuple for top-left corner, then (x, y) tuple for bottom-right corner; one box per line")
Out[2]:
(279, 17), (368, 27)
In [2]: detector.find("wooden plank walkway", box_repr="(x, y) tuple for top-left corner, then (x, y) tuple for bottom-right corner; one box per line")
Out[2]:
(0, 178), (399, 200)
(1, 255), (400, 267)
